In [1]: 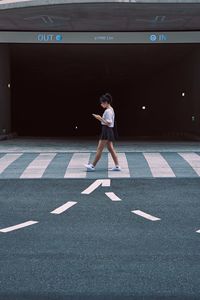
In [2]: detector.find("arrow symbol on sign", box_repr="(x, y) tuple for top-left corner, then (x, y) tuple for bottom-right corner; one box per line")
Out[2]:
(81, 179), (111, 195)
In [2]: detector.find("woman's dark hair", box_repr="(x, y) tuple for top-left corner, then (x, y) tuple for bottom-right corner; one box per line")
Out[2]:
(99, 93), (112, 104)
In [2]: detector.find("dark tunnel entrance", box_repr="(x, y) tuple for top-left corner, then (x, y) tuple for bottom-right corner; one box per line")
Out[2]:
(10, 43), (200, 139)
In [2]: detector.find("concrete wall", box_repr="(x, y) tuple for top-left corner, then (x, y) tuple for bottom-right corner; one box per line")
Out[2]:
(0, 45), (11, 137)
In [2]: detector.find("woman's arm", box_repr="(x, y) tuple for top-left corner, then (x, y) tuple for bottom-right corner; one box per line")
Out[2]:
(92, 114), (111, 126)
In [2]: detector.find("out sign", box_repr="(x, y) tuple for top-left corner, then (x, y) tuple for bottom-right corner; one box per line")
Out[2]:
(37, 34), (54, 42)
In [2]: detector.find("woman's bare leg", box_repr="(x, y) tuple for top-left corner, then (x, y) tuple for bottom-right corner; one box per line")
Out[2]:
(107, 141), (119, 166)
(92, 140), (107, 167)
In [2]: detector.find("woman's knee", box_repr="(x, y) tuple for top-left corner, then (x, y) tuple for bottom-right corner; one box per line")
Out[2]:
(107, 145), (112, 152)
(107, 142), (114, 151)
(97, 147), (104, 153)
(97, 142), (106, 152)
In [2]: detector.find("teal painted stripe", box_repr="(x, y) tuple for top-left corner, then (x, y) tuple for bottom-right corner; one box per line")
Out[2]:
(43, 153), (73, 178)
(87, 153), (108, 179)
(126, 153), (152, 178)
(162, 152), (198, 177)
(0, 153), (38, 178)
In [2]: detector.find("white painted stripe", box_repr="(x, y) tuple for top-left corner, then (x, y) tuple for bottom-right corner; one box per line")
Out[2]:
(196, 229), (200, 233)
(0, 220), (39, 233)
(81, 179), (111, 194)
(50, 201), (77, 215)
(178, 153), (200, 176)
(143, 153), (176, 177)
(108, 153), (130, 178)
(64, 153), (90, 178)
(131, 210), (161, 221)
(0, 153), (22, 174)
(20, 153), (56, 178)
(105, 192), (121, 201)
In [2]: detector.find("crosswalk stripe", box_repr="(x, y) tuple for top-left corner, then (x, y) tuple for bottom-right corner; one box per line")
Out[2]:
(108, 153), (130, 178)
(0, 151), (199, 179)
(42, 153), (73, 178)
(125, 152), (152, 178)
(0, 153), (23, 174)
(178, 153), (200, 176)
(64, 153), (90, 178)
(20, 153), (56, 178)
(160, 152), (198, 178)
(143, 153), (176, 177)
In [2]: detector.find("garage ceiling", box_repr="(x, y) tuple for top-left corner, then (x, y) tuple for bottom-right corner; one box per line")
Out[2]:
(0, 1), (200, 31)
(11, 43), (197, 83)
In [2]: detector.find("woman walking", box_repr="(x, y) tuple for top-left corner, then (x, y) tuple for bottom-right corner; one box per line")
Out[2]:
(85, 93), (121, 171)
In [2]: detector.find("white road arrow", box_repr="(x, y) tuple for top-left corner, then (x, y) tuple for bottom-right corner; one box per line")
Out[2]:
(81, 179), (111, 195)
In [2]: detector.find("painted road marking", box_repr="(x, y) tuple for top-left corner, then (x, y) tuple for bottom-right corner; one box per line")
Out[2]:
(0, 153), (22, 174)
(143, 153), (176, 177)
(108, 153), (130, 178)
(105, 192), (122, 201)
(50, 201), (77, 215)
(196, 229), (200, 233)
(81, 179), (111, 194)
(20, 153), (56, 178)
(178, 153), (200, 176)
(0, 152), (200, 179)
(64, 153), (90, 178)
(132, 210), (161, 221)
(0, 220), (39, 233)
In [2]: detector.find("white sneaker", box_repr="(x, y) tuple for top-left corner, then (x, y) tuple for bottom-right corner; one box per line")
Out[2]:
(111, 166), (121, 171)
(84, 164), (95, 171)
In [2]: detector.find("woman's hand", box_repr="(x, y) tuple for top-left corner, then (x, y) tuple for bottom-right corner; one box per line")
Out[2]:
(92, 114), (102, 121)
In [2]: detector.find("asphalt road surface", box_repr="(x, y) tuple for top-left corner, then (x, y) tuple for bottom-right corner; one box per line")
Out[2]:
(0, 178), (200, 299)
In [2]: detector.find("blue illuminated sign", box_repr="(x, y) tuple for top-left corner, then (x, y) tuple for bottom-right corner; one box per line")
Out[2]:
(149, 34), (167, 42)
(37, 33), (63, 42)
(56, 34), (62, 41)
(150, 34), (157, 42)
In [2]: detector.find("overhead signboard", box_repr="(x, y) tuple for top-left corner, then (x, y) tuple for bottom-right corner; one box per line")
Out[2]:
(0, 31), (200, 44)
